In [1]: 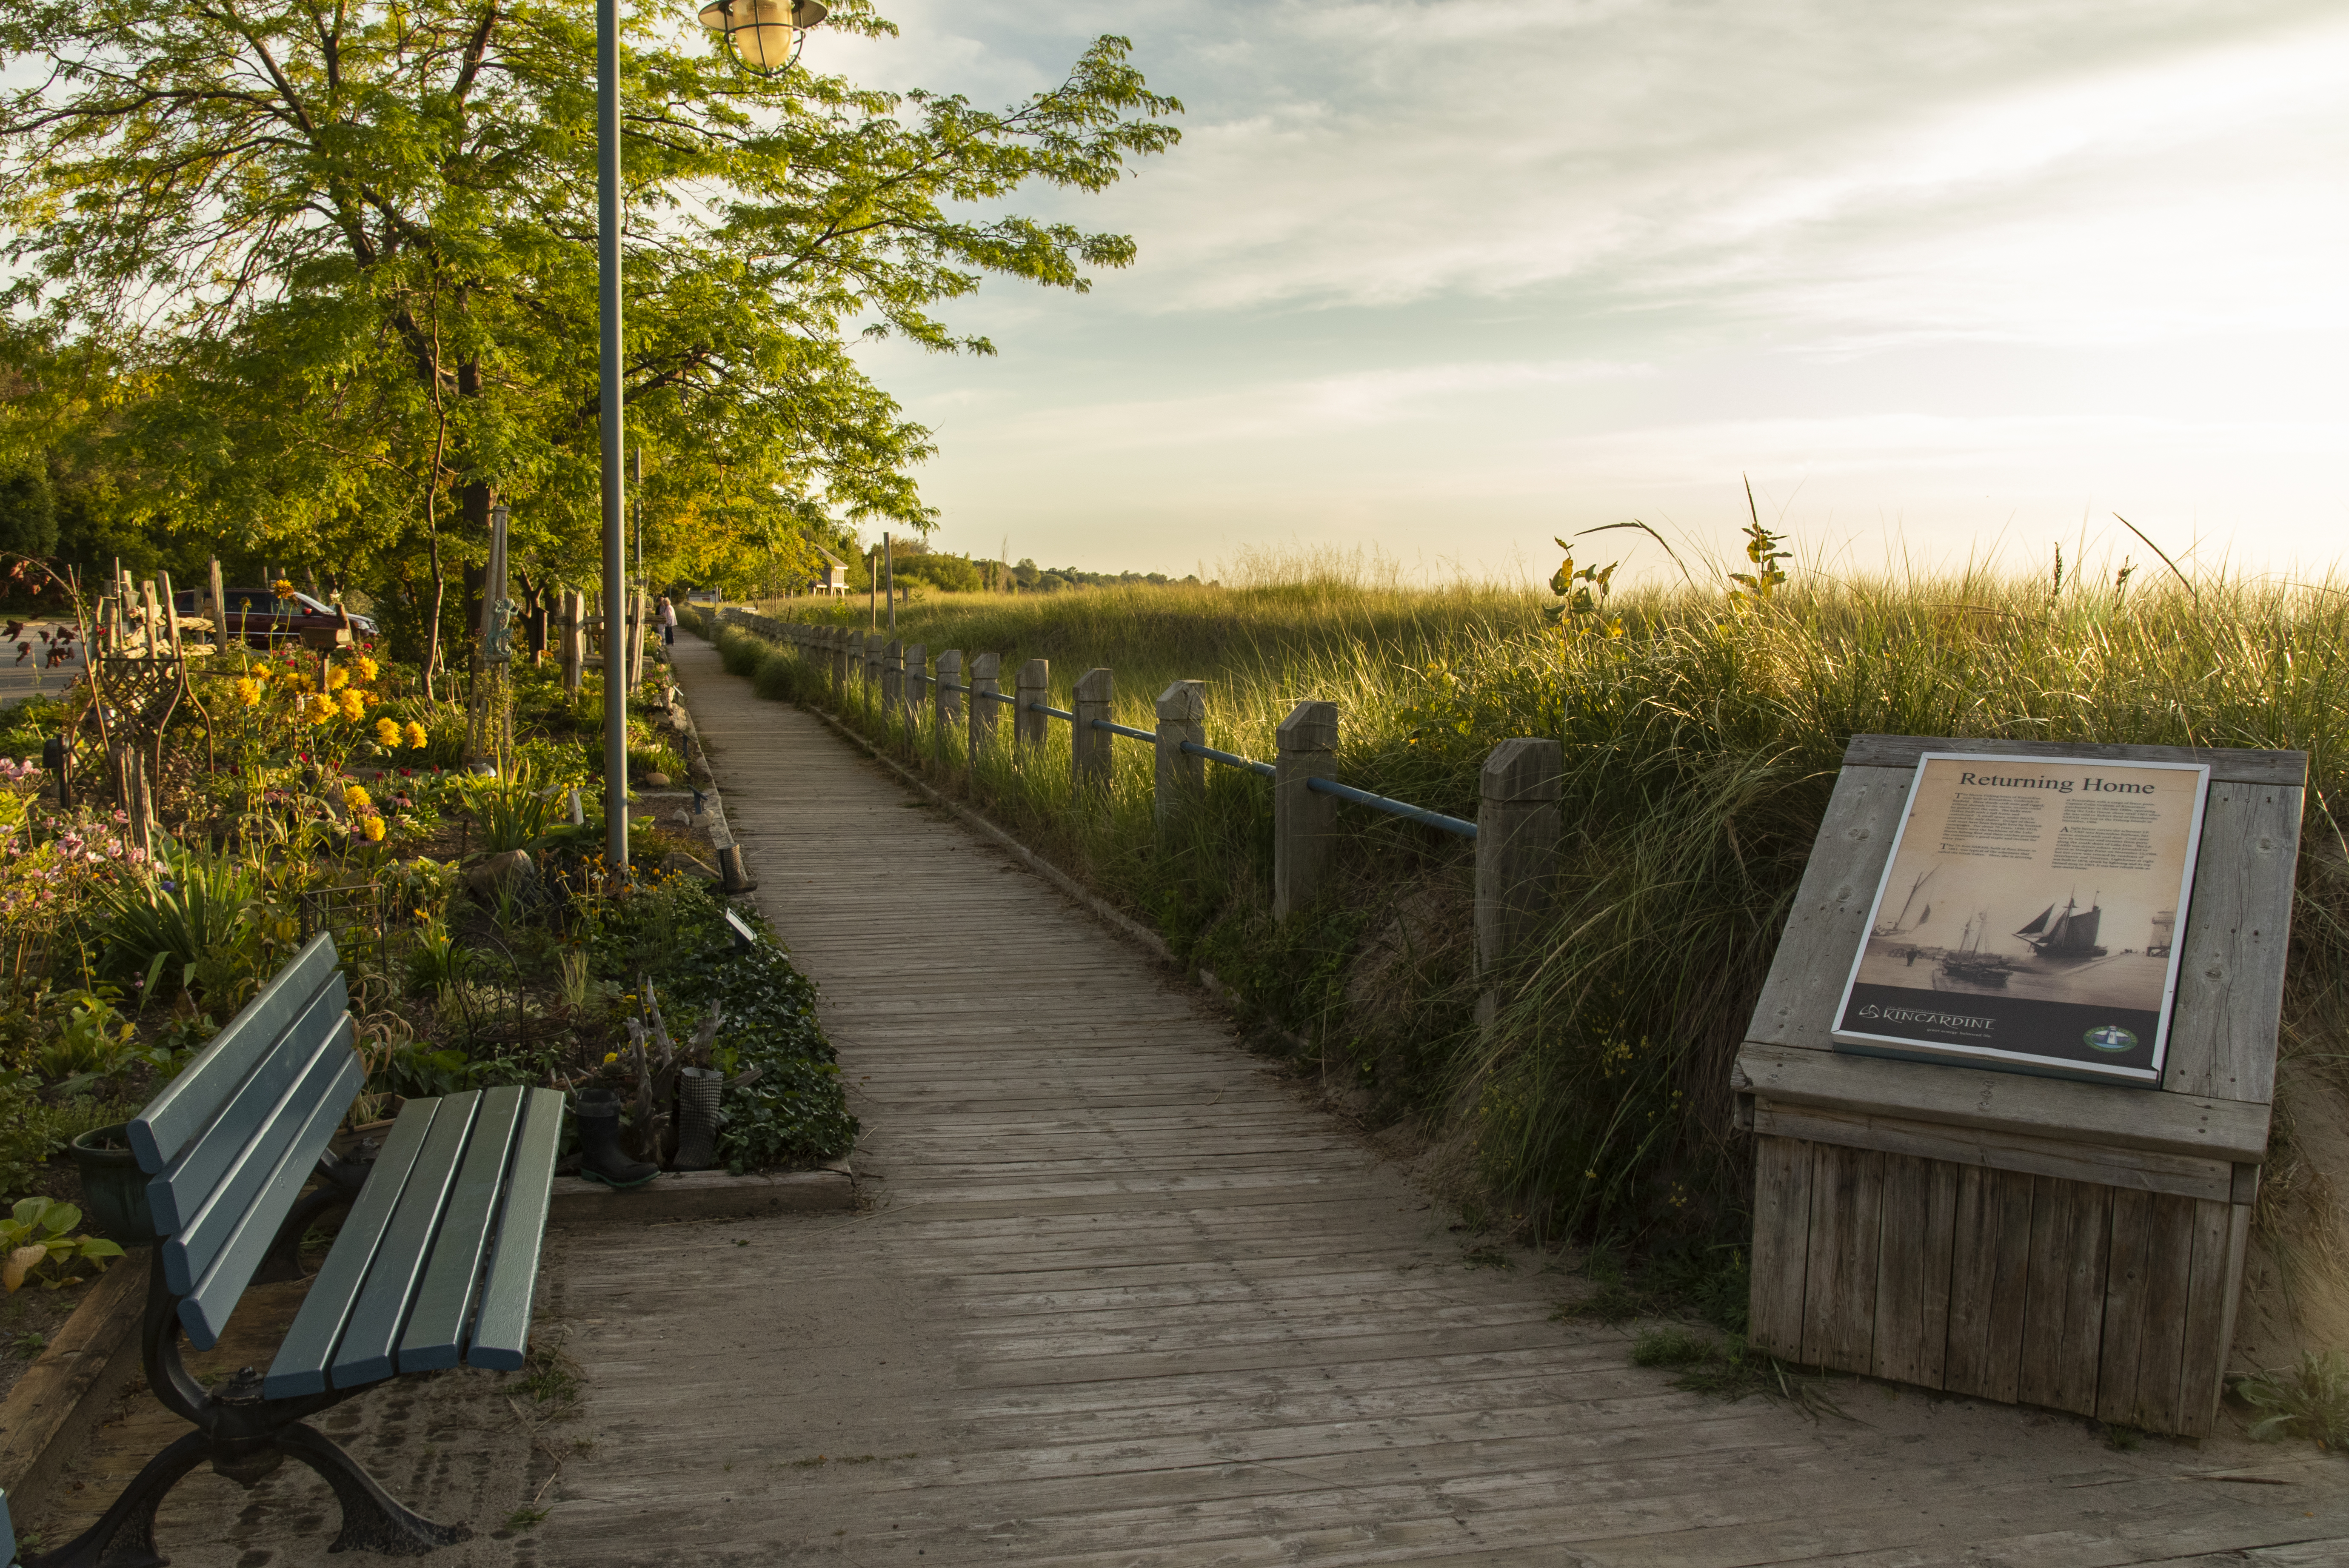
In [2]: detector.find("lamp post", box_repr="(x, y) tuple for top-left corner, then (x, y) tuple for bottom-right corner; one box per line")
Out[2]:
(601, 0), (822, 869)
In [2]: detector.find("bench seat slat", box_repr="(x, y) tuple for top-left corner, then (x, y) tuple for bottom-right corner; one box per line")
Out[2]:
(148, 972), (347, 1239)
(397, 1086), (525, 1374)
(332, 1092), (481, 1389)
(177, 1049), (365, 1348)
(129, 935), (339, 1174)
(163, 1012), (353, 1297)
(262, 1098), (443, 1399)
(467, 1088), (566, 1372)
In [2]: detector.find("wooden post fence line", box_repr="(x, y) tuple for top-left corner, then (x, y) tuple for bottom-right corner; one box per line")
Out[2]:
(713, 610), (1558, 953)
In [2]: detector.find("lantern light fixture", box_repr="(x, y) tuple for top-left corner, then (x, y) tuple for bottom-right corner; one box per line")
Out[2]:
(696, 0), (825, 77)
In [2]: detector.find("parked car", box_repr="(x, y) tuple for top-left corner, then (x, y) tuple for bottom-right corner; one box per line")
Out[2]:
(172, 587), (380, 644)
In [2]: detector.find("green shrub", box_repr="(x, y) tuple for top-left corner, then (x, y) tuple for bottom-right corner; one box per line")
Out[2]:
(2236, 1351), (2349, 1448)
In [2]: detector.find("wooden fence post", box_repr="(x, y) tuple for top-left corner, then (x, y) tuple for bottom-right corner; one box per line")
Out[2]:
(883, 639), (904, 720)
(206, 557), (227, 648)
(1154, 680), (1206, 830)
(1072, 667), (1114, 790)
(934, 649), (963, 762)
(970, 653), (1000, 766)
(863, 632), (881, 709)
(1014, 659), (1049, 755)
(1475, 738), (1563, 1023)
(902, 643), (925, 738)
(1273, 700), (1339, 920)
(832, 626), (851, 696)
(561, 590), (583, 696)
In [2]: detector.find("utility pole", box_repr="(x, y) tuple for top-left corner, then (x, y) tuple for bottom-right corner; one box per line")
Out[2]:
(884, 531), (895, 634)
(597, 0), (627, 870)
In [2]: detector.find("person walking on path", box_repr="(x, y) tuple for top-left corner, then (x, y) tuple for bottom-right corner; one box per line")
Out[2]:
(658, 595), (677, 650)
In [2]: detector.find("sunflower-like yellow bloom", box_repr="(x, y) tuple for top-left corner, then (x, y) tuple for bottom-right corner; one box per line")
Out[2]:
(375, 716), (403, 747)
(343, 783), (371, 811)
(234, 677), (263, 707)
(356, 655), (380, 682)
(339, 688), (366, 721)
(403, 720), (429, 750)
(325, 665), (349, 691)
(362, 814), (387, 842)
(305, 693), (337, 724)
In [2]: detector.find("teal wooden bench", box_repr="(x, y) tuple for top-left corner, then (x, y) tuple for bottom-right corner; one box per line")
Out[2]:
(31, 935), (563, 1566)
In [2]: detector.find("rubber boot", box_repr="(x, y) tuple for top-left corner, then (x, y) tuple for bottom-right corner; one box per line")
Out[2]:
(572, 1091), (660, 1189)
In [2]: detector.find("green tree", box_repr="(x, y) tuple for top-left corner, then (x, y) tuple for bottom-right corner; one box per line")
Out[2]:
(0, 458), (54, 562)
(0, 0), (1179, 680)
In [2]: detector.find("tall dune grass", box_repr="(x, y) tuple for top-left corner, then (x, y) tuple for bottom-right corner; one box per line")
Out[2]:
(708, 563), (2349, 1249)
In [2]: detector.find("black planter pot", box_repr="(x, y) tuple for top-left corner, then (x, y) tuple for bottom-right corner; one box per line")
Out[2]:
(69, 1123), (160, 1246)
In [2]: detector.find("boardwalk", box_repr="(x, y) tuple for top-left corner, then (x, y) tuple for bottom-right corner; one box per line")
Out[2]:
(532, 631), (2349, 1568)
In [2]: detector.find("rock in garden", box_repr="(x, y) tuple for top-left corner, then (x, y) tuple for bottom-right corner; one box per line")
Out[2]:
(466, 848), (539, 898)
(640, 771), (672, 789)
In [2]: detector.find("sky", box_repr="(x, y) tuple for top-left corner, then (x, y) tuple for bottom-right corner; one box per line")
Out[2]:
(820, 0), (2349, 588)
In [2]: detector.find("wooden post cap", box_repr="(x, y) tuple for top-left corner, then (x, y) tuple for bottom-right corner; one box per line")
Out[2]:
(1481, 738), (1564, 803)
(1156, 680), (1206, 721)
(1276, 700), (1339, 753)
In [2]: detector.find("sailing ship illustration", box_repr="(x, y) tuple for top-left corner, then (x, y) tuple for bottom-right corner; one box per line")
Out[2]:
(1872, 868), (1937, 938)
(1936, 909), (2015, 987)
(2015, 890), (2107, 962)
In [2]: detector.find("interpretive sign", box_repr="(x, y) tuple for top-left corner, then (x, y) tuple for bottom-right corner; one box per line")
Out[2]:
(1832, 751), (2211, 1084)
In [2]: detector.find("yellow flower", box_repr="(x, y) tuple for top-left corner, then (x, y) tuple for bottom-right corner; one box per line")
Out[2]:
(343, 784), (371, 811)
(403, 721), (429, 750)
(273, 578), (295, 600)
(234, 677), (263, 707)
(339, 688), (366, 721)
(305, 693), (337, 724)
(602, 1052), (619, 1064)
(374, 716), (402, 747)
(361, 814), (387, 842)
(356, 655), (380, 682)
(325, 665), (349, 691)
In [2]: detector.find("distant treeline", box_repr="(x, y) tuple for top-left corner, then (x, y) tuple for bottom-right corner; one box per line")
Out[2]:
(844, 538), (1206, 596)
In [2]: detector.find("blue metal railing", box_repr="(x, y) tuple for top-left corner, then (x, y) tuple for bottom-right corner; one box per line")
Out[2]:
(1307, 776), (1478, 839)
(1026, 701), (1076, 721)
(1090, 718), (1157, 743)
(1180, 739), (1276, 780)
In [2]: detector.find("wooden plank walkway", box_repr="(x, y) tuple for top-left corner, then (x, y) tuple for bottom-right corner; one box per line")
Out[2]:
(533, 630), (2349, 1568)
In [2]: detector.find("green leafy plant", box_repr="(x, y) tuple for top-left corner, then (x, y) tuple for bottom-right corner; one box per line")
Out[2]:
(0, 1198), (126, 1291)
(465, 766), (556, 855)
(405, 912), (477, 998)
(2235, 1351), (2349, 1448)
(1727, 477), (1791, 607)
(93, 835), (265, 996)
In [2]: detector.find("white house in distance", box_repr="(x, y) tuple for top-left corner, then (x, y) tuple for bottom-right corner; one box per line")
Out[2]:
(808, 549), (852, 596)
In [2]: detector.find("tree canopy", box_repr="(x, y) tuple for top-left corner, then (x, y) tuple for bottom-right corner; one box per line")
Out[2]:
(0, 0), (1178, 661)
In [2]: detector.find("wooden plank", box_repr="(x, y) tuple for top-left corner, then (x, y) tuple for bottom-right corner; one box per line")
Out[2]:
(128, 932), (339, 1172)
(1735, 1042), (2269, 1163)
(2095, 1186), (2154, 1425)
(2175, 1196), (2252, 1436)
(175, 1049), (363, 1348)
(1742, 765), (1909, 1050)
(2055, 1180), (2115, 1415)
(2016, 1175), (2109, 1416)
(399, 1086), (525, 1373)
(1799, 1143), (1882, 1371)
(1839, 733), (2306, 788)
(162, 1012), (354, 1295)
(2124, 1191), (2198, 1435)
(467, 1086), (566, 1372)
(146, 972), (349, 1234)
(1943, 1163), (2033, 1403)
(1752, 1100), (2232, 1202)
(1868, 1152), (1955, 1387)
(264, 1097), (441, 1398)
(332, 1090), (480, 1388)
(1747, 1140), (1813, 1361)
(2163, 783), (2303, 1106)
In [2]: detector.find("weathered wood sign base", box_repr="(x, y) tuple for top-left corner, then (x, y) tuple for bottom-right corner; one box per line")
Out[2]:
(1750, 1136), (2246, 1435)
(1735, 735), (2305, 1437)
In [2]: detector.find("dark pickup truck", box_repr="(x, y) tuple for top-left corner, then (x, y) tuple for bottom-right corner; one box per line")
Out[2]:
(172, 588), (380, 644)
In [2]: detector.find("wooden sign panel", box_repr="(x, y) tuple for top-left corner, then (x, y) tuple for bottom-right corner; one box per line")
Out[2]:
(1733, 734), (2306, 1436)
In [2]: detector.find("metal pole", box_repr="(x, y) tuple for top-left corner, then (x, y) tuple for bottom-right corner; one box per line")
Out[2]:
(884, 531), (895, 634)
(869, 545), (877, 628)
(599, 0), (628, 870)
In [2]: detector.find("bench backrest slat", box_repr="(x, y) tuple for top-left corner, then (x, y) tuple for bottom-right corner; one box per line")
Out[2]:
(263, 1096), (444, 1400)
(332, 1092), (482, 1389)
(146, 972), (349, 1236)
(176, 1048), (365, 1348)
(467, 1087), (566, 1371)
(129, 935), (339, 1174)
(397, 1085), (526, 1373)
(161, 1011), (354, 1296)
